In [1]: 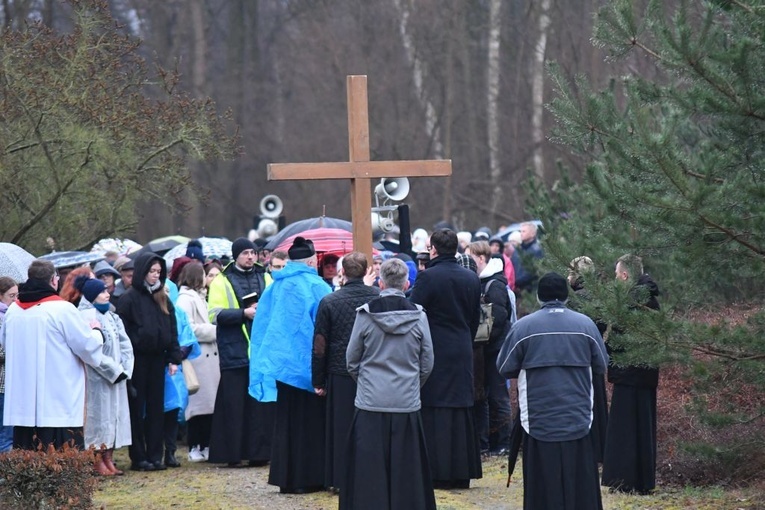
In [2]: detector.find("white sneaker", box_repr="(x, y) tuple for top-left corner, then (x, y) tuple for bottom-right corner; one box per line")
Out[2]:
(188, 446), (205, 462)
(201, 447), (209, 461)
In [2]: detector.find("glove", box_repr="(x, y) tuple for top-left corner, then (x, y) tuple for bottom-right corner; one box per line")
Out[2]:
(114, 372), (128, 384)
(126, 380), (138, 399)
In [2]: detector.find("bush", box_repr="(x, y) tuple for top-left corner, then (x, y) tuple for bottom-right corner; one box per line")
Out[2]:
(0, 443), (97, 509)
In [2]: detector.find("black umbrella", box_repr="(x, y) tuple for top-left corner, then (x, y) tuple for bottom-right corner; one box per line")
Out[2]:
(264, 217), (352, 251)
(506, 412), (523, 487)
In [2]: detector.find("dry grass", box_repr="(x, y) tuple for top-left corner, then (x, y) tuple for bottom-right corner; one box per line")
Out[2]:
(93, 448), (764, 509)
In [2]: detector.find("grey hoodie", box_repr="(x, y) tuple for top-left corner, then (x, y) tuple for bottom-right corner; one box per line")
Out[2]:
(346, 288), (434, 413)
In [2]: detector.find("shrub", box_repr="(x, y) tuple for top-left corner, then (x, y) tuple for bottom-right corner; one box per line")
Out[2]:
(0, 442), (97, 509)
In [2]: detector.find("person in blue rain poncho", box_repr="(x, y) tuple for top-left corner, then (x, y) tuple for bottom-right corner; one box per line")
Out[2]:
(249, 237), (332, 494)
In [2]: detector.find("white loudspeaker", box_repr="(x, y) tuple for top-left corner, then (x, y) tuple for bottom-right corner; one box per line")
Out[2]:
(259, 195), (283, 218)
(372, 212), (396, 233)
(374, 178), (410, 202)
(256, 218), (279, 237)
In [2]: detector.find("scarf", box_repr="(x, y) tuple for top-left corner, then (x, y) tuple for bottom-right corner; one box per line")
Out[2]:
(143, 280), (162, 294)
(17, 278), (61, 308)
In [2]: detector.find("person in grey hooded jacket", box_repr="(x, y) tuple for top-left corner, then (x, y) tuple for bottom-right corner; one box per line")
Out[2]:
(341, 258), (436, 510)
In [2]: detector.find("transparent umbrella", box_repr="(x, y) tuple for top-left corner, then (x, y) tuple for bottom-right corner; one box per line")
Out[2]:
(0, 243), (35, 283)
(163, 237), (233, 267)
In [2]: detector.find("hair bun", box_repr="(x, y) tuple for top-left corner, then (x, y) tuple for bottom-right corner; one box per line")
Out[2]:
(73, 274), (90, 292)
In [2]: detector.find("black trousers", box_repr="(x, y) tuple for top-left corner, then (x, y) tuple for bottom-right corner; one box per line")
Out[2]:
(187, 415), (213, 449)
(128, 352), (166, 465)
(13, 426), (84, 451)
(164, 408), (179, 454)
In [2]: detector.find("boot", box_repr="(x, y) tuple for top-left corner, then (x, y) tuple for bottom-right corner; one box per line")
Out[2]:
(94, 451), (114, 476)
(164, 449), (181, 468)
(103, 448), (124, 476)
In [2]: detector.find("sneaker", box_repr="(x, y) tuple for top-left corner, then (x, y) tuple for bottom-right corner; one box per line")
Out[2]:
(201, 447), (209, 461)
(188, 446), (205, 463)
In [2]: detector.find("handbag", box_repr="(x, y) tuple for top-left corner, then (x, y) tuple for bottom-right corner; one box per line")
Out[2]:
(181, 359), (200, 395)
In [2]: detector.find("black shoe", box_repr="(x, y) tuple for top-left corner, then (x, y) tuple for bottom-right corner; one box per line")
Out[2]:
(248, 459), (268, 467)
(130, 461), (156, 472)
(164, 452), (181, 468)
(152, 461), (167, 471)
(279, 486), (323, 494)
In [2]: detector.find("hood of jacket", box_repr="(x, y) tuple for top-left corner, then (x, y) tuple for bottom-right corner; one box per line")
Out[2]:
(359, 288), (422, 335)
(131, 252), (167, 293)
(632, 273), (660, 310)
(272, 260), (318, 281)
(479, 257), (505, 279)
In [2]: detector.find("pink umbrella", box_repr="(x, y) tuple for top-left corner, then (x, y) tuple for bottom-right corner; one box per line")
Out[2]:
(274, 228), (378, 257)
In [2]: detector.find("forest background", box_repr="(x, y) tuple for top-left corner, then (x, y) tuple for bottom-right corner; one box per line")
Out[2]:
(0, 0), (763, 493)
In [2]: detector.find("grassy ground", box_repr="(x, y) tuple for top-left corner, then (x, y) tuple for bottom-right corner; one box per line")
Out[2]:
(93, 447), (764, 509)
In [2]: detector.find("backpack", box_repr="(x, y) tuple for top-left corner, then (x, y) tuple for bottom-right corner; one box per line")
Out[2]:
(473, 280), (497, 344)
(474, 279), (517, 344)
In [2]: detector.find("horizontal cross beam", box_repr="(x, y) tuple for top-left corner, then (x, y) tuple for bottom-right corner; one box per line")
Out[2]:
(268, 160), (452, 181)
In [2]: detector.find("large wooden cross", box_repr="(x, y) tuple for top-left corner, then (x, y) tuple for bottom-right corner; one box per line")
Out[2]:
(268, 75), (452, 259)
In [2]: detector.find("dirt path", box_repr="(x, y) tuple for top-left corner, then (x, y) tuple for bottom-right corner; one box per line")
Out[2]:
(93, 447), (761, 509)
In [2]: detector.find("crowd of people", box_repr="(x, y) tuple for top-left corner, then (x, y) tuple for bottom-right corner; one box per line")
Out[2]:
(0, 222), (662, 509)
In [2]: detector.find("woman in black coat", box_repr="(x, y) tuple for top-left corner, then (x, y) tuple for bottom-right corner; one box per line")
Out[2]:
(116, 252), (182, 472)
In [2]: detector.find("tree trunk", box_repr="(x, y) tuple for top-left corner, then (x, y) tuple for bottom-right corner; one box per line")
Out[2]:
(531, 0), (551, 181)
(391, 0), (444, 159)
(190, 0), (206, 97)
(487, 0), (502, 226)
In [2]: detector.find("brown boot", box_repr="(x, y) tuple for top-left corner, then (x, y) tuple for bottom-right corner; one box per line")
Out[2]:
(103, 448), (124, 476)
(94, 450), (114, 476)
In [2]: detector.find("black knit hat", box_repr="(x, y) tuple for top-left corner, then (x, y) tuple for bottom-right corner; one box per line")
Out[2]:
(288, 237), (315, 260)
(537, 272), (569, 302)
(185, 239), (205, 263)
(231, 237), (257, 260)
(75, 275), (106, 303)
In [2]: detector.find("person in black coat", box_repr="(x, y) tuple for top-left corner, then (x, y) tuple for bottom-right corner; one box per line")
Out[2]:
(311, 251), (380, 492)
(602, 254), (661, 494)
(466, 240), (512, 456)
(410, 228), (483, 489)
(116, 252), (182, 472)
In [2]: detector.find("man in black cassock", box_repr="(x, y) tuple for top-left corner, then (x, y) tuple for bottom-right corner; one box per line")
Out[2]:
(497, 272), (607, 510)
(602, 254), (661, 494)
(409, 228), (483, 489)
(249, 237), (332, 494)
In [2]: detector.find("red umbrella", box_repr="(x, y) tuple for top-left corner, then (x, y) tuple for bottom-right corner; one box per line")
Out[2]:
(274, 227), (376, 256)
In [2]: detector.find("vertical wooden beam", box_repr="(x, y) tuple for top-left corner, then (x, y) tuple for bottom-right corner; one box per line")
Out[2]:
(347, 75), (373, 261)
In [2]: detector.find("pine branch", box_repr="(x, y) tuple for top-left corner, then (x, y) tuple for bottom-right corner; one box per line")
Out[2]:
(690, 343), (765, 362)
(696, 214), (765, 256)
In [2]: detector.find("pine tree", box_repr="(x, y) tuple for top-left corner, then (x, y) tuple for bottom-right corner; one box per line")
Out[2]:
(531, 0), (765, 483)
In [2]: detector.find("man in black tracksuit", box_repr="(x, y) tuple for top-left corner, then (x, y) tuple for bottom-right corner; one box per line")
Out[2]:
(497, 272), (608, 510)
